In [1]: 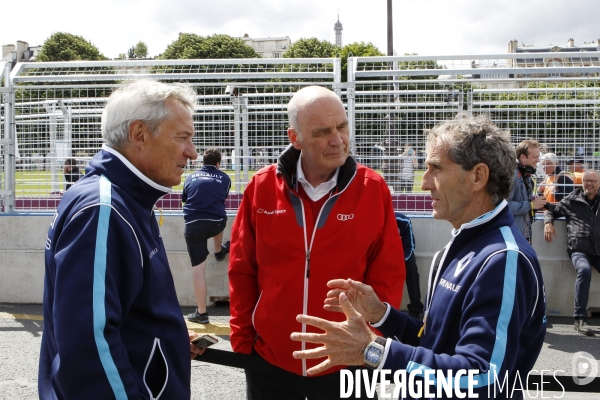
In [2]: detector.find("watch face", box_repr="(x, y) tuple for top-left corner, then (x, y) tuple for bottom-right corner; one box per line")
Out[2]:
(365, 346), (382, 364)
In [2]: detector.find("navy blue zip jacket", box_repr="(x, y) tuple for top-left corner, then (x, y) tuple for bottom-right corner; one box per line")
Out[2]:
(39, 145), (190, 400)
(182, 165), (231, 223)
(374, 201), (546, 399)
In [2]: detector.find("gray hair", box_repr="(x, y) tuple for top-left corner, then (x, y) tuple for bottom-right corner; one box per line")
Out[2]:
(426, 115), (515, 205)
(101, 79), (197, 148)
(287, 86), (342, 134)
(540, 152), (558, 164)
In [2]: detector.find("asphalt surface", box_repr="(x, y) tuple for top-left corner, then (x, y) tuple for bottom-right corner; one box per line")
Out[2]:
(1, 303), (598, 399)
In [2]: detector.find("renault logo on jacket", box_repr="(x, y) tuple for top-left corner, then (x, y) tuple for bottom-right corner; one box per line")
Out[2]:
(337, 213), (354, 221)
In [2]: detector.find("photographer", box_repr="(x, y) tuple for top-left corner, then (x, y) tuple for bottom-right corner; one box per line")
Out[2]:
(508, 140), (547, 243)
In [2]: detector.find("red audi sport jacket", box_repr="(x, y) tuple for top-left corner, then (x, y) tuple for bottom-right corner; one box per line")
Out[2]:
(229, 145), (405, 376)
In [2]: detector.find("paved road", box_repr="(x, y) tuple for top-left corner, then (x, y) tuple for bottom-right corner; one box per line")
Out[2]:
(1, 303), (598, 399)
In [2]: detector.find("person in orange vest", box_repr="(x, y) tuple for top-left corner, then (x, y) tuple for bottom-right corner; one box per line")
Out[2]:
(538, 153), (574, 204)
(567, 157), (585, 187)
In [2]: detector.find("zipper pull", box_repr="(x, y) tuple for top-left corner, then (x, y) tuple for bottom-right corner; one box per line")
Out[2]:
(418, 312), (427, 338)
(306, 250), (310, 278)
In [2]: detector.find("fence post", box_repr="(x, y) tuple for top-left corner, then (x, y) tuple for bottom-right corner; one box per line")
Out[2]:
(240, 95), (249, 185)
(2, 62), (15, 212)
(346, 57), (356, 153)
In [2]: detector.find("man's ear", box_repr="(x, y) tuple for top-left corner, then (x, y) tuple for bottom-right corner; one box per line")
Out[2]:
(128, 120), (148, 150)
(471, 163), (489, 192)
(288, 127), (302, 150)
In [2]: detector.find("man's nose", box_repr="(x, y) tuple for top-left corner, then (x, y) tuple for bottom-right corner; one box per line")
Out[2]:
(329, 130), (344, 146)
(421, 169), (433, 191)
(185, 139), (198, 160)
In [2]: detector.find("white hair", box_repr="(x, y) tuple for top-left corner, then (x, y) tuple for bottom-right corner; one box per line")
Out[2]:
(540, 152), (558, 164)
(101, 79), (197, 148)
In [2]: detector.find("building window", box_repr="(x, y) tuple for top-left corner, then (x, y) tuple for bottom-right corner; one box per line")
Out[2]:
(273, 53), (281, 58)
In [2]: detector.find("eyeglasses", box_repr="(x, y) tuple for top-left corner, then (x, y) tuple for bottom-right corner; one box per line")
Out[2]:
(583, 180), (598, 184)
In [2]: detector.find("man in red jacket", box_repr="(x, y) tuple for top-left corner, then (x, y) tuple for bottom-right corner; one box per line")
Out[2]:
(228, 85), (405, 399)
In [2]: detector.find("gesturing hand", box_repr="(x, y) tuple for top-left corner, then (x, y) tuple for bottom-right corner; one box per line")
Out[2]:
(291, 292), (377, 376)
(324, 279), (387, 324)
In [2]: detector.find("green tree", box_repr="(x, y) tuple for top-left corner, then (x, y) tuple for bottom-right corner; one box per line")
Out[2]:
(117, 53), (127, 60)
(36, 32), (107, 62)
(339, 41), (384, 81)
(159, 33), (259, 59)
(127, 46), (136, 59)
(134, 41), (148, 58)
(283, 37), (339, 59)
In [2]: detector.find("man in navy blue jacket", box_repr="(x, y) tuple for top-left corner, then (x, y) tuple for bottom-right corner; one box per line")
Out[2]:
(291, 116), (547, 399)
(182, 148), (231, 324)
(39, 80), (203, 399)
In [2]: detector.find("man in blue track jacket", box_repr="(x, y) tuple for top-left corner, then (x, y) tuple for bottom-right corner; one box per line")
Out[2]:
(291, 116), (547, 399)
(39, 80), (201, 399)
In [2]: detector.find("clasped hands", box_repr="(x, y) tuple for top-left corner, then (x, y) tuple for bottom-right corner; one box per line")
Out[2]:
(290, 279), (387, 375)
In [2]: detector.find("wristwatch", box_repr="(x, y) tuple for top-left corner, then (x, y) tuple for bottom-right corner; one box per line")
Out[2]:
(363, 336), (387, 369)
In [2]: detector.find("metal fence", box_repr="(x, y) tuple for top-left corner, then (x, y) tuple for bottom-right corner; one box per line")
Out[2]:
(2, 53), (600, 213)
(1, 58), (340, 212)
(348, 52), (600, 207)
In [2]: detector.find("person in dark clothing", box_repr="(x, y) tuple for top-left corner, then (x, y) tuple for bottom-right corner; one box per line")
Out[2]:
(182, 148), (231, 324)
(62, 158), (81, 191)
(292, 116), (546, 400)
(395, 212), (424, 318)
(39, 79), (202, 399)
(544, 169), (600, 336)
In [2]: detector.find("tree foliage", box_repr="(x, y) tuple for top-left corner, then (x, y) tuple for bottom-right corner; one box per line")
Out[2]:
(283, 38), (339, 59)
(159, 33), (259, 59)
(134, 41), (148, 58)
(36, 32), (107, 62)
(127, 46), (136, 59)
(339, 41), (384, 81)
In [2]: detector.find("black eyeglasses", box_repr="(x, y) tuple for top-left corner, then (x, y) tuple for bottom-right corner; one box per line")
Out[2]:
(583, 180), (598, 184)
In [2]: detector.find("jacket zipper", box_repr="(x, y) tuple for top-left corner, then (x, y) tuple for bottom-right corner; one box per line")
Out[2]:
(295, 169), (357, 376)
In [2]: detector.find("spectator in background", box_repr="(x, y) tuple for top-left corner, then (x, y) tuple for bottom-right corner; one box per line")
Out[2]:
(567, 157), (585, 187)
(395, 212), (423, 318)
(538, 153), (574, 204)
(544, 169), (600, 336)
(508, 140), (546, 243)
(182, 148), (231, 324)
(62, 158), (81, 191)
(399, 143), (418, 193)
(535, 143), (549, 182)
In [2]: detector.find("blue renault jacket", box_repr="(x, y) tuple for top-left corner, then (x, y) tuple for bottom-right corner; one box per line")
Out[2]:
(374, 201), (546, 399)
(39, 145), (190, 400)
(182, 165), (231, 223)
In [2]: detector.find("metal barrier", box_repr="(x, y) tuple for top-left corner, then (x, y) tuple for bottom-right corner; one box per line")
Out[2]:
(3, 53), (600, 212)
(3, 58), (340, 212)
(348, 52), (600, 201)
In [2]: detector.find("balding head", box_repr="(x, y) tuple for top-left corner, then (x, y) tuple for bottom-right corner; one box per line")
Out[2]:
(583, 169), (600, 200)
(286, 86), (350, 185)
(288, 86), (344, 136)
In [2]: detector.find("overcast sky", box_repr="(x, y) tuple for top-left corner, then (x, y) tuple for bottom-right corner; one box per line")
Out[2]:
(2, 0), (599, 59)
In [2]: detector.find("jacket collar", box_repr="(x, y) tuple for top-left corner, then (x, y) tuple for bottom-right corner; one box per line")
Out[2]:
(276, 144), (357, 192)
(86, 145), (171, 209)
(451, 200), (513, 238)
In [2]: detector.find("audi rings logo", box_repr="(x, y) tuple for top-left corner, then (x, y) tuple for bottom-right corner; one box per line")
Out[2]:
(337, 213), (354, 221)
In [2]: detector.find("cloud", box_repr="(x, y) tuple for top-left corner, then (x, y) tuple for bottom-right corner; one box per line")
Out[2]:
(2, 0), (599, 59)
